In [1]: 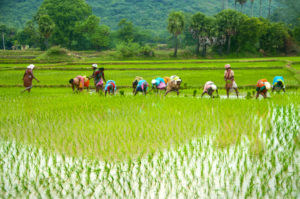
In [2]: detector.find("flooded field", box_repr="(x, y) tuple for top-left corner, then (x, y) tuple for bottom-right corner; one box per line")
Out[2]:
(0, 102), (299, 198)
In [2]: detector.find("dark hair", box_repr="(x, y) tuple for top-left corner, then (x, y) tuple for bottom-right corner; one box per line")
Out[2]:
(132, 80), (138, 88)
(99, 67), (104, 71)
(277, 81), (283, 86)
(69, 79), (74, 84)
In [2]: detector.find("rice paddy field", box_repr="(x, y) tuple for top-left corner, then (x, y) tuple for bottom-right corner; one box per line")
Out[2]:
(0, 51), (299, 198)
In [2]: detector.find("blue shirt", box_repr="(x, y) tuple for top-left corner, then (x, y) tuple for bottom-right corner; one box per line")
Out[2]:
(155, 78), (165, 86)
(272, 76), (284, 86)
(137, 80), (148, 91)
(105, 80), (116, 91)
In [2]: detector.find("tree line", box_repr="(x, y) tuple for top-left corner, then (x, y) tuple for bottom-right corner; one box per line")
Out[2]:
(0, 0), (299, 57)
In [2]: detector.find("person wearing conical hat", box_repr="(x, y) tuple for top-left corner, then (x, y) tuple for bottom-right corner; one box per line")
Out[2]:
(165, 75), (182, 96)
(21, 64), (40, 93)
(272, 76), (285, 93)
(256, 79), (271, 99)
(201, 81), (219, 98)
(224, 64), (239, 98)
(89, 64), (106, 93)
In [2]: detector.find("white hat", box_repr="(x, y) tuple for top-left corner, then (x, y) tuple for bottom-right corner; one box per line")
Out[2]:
(175, 79), (182, 84)
(225, 64), (231, 69)
(151, 79), (156, 85)
(27, 64), (35, 69)
(265, 82), (271, 90)
(211, 85), (217, 91)
(92, 64), (98, 68)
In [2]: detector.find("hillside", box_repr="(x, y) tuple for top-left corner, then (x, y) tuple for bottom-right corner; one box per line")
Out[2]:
(0, 0), (280, 31)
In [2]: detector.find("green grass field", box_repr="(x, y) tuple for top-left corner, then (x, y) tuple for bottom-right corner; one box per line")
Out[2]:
(0, 53), (299, 198)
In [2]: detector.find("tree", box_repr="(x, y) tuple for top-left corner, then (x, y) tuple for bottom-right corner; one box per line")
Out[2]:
(17, 21), (39, 48)
(72, 15), (110, 50)
(268, 0), (272, 18)
(250, 0), (255, 17)
(259, 0), (262, 16)
(117, 19), (135, 43)
(215, 9), (247, 54)
(237, 0), (247, 12)
(190, 13), (216, 57)
(0, 24), (17, 50)
(36, 0), (92, 48)
(167, 11), (185, 57)
(271, 0), (300, 27)
(259, 20), (289, 54)
(237, 17), (263, 52)
(37, 15), (55, 49)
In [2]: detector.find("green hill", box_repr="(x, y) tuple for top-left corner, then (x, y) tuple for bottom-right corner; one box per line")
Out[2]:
(0, 0), (280, 31)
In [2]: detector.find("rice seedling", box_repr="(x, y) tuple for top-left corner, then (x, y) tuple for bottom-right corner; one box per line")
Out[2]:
(0, 81), (299, 197)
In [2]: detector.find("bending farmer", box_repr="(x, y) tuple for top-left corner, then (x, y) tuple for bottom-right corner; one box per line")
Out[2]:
(256, 79), (271, 99)
(132, 76), (144, 93)
(165, 75), (182, 96)
(201, 81), (219, 98)
(134, 80), (149, 96)
(105, 80), (117, 96)
(150, 77), (166, 93)
(272, 76), (285, 93)
(69, 76), (89, 92)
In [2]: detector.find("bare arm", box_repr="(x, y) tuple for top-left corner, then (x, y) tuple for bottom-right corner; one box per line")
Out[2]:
(32, 72), (39, 82)
(102, 73), (106, 83)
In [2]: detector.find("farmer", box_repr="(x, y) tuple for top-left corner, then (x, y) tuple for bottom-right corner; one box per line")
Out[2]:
(134, 79), (149, 96)
(105, 80), (117, 96)
(132, 76), (143, 93)
(163, 76), (171, 85)
(256, 79), (271, 99)
(150, 77), (166, 93)
(224, 64), (239, 98)
(201, 81), (219, 98)
(69, 75), (90, 92)
(89, 64), (106, 93)
(165, 75), (182, 96)
(21, 64), (40, 93)
(272, 76), (285, 93)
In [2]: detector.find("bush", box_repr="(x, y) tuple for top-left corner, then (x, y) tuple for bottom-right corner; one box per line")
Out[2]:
(116, 42), (154, 58)
(139, 45), (155, 57)
(36, 46), (76, 62)
(116, 42), (140, 57)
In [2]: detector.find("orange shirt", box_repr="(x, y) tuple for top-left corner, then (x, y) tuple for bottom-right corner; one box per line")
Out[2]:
(163, 77), (170, 84)
(257, 79), (268, 87)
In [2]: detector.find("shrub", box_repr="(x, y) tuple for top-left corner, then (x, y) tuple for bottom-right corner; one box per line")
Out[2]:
(116, 42), (140, 57)
(139, 45), (155, 57)
(116, 42), (155, 58)
(36, 46), (76, 62)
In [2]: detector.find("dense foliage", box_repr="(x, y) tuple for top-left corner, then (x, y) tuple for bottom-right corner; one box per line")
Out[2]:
(0, 0), (299, 57)
(1, 0), (280, 31)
